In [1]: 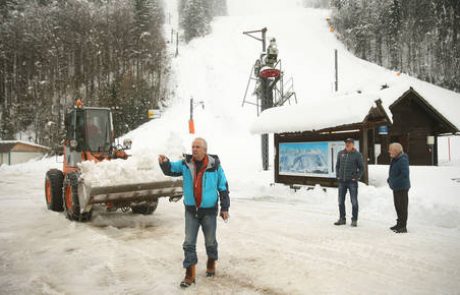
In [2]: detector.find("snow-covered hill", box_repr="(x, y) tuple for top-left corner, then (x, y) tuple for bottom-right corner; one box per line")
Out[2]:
(1, 0), (460, 294)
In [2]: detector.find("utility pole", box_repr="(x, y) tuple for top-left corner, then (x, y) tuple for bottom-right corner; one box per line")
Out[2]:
(175, 32), (179, 57)
(189, 97), (194, 134)
(189, 97), (204, 134)
(334, 49), (338, 92)
(190, 97), (194, 121)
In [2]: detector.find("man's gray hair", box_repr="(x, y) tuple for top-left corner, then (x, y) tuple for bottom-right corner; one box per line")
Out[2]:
(389, 142), (404, 154)
(193, 137), (208, 151)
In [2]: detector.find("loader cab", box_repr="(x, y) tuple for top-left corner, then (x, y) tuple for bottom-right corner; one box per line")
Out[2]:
(64, 107), (113, 167)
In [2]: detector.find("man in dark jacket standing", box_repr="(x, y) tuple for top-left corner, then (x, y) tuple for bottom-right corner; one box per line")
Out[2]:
(334, 138), (364, 227)
(387, 142), (410, 233)
(158, 137), (230, 288)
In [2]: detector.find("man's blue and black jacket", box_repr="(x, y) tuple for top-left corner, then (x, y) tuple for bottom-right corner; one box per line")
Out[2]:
(160, 154), (230, 216)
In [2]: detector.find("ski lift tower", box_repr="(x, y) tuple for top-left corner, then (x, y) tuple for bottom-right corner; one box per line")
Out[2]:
(242, 28), (297, 170)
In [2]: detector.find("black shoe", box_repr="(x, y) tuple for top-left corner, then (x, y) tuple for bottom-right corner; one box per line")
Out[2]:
(351, 220), (357, 227)
(334, 219), (346, 225)
(180, 280), (195, 288)
(390, 224), (399, 231)
(395, 227), (407, 233)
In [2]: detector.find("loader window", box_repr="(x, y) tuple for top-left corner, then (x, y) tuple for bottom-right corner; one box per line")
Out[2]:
(76, 110), (86, 150)
(64, 112), (73, 140)
(85, 109), (111, 153)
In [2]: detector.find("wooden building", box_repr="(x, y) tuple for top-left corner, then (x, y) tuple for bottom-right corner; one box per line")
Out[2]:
(0, 141), (50, 166)
(373, 87), (459, 165)
(251, 85), (460, 188)
(251, 95), (391, 187)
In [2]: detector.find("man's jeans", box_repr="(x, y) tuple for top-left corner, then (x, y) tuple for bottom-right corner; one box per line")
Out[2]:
(338, 180), (359, 221)
(183, 209), (218, 268)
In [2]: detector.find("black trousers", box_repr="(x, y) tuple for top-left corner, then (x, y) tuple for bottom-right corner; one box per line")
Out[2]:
(393, 190), (409, 227)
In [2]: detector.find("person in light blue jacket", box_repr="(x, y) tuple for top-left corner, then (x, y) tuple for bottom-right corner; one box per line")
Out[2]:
(159, 137), (229, 288)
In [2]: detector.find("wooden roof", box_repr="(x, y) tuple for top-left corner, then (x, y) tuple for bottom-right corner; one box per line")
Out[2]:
(0, 141), (51, 153)
(389, 87), (459, 134)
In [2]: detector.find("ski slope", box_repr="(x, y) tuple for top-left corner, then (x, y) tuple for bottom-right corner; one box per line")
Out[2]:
(1, 0), (460, 294)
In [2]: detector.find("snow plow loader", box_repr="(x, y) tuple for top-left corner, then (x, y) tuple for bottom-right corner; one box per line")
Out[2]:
(44, 100), (183, 222)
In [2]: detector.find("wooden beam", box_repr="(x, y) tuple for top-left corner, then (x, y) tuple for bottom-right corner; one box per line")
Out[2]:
(361, 127), (369, 184)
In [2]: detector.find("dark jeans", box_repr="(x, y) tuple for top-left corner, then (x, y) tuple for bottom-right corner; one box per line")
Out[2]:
(183, 209), (218, 268)
(338, 180), (359, 221)
(393, 190), (409, 227)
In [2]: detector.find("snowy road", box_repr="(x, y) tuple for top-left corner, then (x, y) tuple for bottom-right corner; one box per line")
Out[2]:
(1, 161), (460, 294)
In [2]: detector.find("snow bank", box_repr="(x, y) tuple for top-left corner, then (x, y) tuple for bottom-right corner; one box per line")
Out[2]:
(231, 165), (460, 230)
(0, 156), (60, 174)
(79, 132), (186, 187)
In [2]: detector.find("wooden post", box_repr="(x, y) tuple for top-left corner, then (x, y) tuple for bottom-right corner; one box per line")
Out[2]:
(362, 128), (369, 184)
(175, 32), (179, 57)
(434, 136), (438, 166)
(334, 49), (338, 92)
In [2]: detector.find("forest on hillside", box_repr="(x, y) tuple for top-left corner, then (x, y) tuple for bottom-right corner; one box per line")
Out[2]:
(0, 0), (226, 147)
(178, 0), (227, 42)
(329, 0), (460, 92)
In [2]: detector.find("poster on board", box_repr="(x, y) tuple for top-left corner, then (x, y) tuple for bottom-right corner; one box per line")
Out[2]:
(278, 141), (360, 178)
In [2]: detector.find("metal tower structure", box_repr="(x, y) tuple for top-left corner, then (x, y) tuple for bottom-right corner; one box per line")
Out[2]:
(242, 28), (298, 170)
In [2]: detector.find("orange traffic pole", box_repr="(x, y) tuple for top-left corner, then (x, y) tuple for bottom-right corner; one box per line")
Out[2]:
(189, 119), (195, 134)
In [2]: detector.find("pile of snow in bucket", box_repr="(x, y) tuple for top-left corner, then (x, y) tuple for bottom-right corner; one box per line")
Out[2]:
(79, 132), (186, 187)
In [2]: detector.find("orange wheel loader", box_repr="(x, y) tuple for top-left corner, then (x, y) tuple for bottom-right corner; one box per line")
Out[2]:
(44, 100), (183, 222)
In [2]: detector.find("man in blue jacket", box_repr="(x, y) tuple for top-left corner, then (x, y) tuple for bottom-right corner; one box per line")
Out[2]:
(334, 138), (364, 227)
(387, 142), (411, 233)
(158, 137), (229, 288)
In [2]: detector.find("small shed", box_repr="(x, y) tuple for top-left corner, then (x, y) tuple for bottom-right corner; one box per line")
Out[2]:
(251, 94), (392, 187)
(375, 86), (459, 165)
(0, 140), (50, 166)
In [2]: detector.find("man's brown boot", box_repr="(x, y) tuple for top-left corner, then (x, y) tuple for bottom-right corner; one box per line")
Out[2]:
(206, 258), (216, 277)
(180, 265), (196, 288)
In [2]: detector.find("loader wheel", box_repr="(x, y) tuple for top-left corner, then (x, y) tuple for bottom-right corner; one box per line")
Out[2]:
(131, 199), (159, 215)
(45, 169), (64, 212)
(63, 173), (92, 222)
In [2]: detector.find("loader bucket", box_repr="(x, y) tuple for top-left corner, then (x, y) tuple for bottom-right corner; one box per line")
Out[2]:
(77, 179), (183, 212)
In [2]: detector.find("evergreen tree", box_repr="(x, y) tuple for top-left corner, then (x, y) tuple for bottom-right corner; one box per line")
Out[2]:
(179, 0), (227, 43)
(182, 0), (210, 42)
(0, 0), (169, 145)
(331, 0), (459, 91)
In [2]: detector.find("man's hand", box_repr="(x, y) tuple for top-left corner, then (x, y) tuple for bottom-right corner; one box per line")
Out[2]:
(158, 154), (168, 164)
(220, 211), (229, 221)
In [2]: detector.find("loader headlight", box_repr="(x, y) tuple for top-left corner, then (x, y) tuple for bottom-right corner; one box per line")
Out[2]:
(123, 138), (132, 150)
(70, 139), (78, 149)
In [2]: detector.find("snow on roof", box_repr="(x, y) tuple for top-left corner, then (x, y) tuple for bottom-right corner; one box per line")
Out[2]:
(0, 140), (51, 152)
(377, 80), (460, 131)
(250, 93), (383, 134)
(251, 75), (460, 135)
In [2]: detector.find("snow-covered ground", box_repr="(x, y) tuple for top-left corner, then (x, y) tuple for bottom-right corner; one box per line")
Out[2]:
(1, 159), (460, 294)
(1, 0), (460, 294)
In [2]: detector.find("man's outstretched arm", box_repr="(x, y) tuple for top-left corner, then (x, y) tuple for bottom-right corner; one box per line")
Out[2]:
(158, 155), (183, 177)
